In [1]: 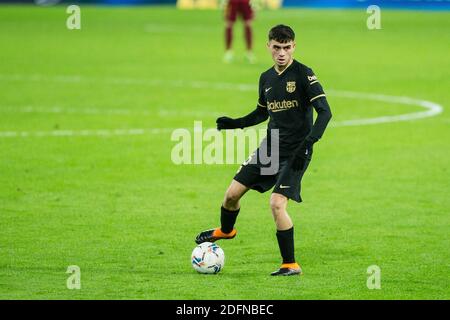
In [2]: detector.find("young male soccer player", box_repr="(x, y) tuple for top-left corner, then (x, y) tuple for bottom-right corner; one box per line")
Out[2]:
(195, 25), (332, 276)
(223, 0), (255, 63)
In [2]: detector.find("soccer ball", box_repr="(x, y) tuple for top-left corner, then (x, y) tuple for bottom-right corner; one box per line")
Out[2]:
(191, 242), (225, 274)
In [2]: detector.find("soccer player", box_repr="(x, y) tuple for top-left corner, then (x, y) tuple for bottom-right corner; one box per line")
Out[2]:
(195, 25), (332, 276)
(223, 0), (255, 63)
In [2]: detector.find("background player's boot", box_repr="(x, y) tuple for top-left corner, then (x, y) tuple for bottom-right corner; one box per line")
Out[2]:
(246, 51), (256, 64)
(195, 228), (237, 244)
(223, 50), (234, 63)
(270, 262), (302, 276)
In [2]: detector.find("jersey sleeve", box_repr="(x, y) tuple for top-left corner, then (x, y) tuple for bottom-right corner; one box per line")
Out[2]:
(257, 73), (267, 108)
(302, 67), (326, 103)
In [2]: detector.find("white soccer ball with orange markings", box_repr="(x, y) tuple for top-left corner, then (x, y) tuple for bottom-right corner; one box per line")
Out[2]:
(191, 242), (225, 274)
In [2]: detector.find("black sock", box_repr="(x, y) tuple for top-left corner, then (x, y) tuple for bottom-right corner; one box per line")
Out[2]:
(220, 206), (240, 233)
(276, 227), (295, 264)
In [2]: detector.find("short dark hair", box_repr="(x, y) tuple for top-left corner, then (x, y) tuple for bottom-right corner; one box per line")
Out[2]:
(268, 25), (295, 43)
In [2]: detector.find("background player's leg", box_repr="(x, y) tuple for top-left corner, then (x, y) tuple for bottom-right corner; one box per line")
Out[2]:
(244, 20), (255, 63)
(224, 20), (234, 63)
(225, 20), (233, 51)
(242, 0), (255, 63)
(244, 20), (252, 50)
(221, 179), (249, 232)
(270, 193), (296, 264)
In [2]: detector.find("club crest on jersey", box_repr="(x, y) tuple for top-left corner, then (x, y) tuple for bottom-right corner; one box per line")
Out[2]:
(286, 81), (296, 93)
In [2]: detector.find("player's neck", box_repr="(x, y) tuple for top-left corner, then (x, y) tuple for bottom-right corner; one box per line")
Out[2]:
(274, 59), (294, 75)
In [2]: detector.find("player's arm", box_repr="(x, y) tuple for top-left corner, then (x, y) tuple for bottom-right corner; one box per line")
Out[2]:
(302, 67), (333, 144)
(216, 106), (268, 130)
(291, 68), (332, 170)
(216, 74), (269, 130)
(305, 95), (332, 145)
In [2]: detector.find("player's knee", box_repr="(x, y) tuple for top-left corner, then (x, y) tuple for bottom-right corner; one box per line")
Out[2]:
(270, 201), (283, 214)
(224, 190), (241, 207)
(270, 195), (287, 213)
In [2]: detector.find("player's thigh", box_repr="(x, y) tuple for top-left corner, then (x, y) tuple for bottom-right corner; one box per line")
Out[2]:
(272, 158), (311, 203)
(234, 155), (277, 194)
(242, 2), (254, 22)
(225, 2), (238, 22)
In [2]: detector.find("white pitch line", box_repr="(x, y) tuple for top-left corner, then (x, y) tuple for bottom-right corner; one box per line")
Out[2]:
(0, 74), (444, 138)
(0, 73), (256, 92)
(0, 105), (223, 118)
(144, 24), (220, 34)
(327, 90), (443, 127)
(0, 128), (175, 138)
(0, 105), (136, 115)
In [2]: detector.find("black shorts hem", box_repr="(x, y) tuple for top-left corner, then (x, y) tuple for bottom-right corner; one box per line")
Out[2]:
(233, 176), (266, 194)
(272, 188), (302, 203)
(233, 153), (310, 203)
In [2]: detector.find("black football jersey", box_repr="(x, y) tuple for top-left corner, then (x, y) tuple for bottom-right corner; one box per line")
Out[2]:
(257, 59), (326, 156)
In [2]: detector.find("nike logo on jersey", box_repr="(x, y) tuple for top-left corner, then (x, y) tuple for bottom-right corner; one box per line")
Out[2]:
(279, 185), (290, 189)
(265, 87), (272, 93)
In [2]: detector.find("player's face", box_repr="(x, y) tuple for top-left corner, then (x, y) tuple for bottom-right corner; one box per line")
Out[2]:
(268, 40), (296, 67)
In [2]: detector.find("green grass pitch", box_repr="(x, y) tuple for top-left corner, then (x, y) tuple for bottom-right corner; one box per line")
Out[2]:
(0, 5), (449, 299)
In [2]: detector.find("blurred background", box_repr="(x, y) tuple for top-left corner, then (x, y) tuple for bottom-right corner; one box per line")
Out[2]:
(0, 0), (449, 300)
(2, 0), (450, 9)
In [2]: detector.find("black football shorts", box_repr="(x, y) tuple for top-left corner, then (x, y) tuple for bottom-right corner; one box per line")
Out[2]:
(233, 148), (312, 203)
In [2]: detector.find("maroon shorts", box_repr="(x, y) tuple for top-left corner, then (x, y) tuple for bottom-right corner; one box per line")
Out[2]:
(225, 0), (254, 22)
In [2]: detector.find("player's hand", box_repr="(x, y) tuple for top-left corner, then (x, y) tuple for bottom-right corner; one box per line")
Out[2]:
(290, 140), (313, 172)
(290, 150), (307, 172)
(216, 116), (241, 130)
